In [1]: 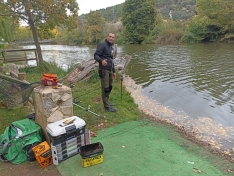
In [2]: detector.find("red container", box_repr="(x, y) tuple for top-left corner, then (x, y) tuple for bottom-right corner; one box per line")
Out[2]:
(41, 73), (57, 87)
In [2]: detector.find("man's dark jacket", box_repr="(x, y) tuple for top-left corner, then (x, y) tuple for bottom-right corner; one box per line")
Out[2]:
(94, 39), (115, 72)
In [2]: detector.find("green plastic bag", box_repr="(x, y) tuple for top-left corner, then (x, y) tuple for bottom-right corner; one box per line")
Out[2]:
(0, 118), (43, 164)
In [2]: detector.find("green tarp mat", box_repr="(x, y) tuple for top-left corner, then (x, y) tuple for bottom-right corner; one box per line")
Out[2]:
(57, 120), (229, 176)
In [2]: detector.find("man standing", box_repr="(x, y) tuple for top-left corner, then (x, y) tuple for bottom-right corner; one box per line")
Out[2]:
(94, 32), (117, 112)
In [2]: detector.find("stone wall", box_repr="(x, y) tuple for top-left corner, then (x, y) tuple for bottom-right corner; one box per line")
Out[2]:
(33, 85), (73, 142)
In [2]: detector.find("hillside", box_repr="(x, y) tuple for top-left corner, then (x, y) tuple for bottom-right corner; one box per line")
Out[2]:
(79, 0), (196, 21)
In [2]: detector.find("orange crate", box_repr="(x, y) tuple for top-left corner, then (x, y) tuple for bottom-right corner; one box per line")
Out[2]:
(43, 73), (57, 79)
(32, 141), (53, 168)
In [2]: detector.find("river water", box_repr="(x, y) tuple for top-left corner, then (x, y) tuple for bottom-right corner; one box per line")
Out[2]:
(120, 44), (234, 127)
(22, 43), (234, 152)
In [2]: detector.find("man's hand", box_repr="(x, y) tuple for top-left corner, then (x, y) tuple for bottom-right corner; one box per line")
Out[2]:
(102, 59), (107, 66)
(113, 73), (116, 79)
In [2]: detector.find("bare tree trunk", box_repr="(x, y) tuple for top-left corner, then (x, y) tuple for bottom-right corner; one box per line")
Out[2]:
(28, 13), (43, 64)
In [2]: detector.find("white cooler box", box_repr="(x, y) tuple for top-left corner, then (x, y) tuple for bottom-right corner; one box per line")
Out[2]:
(46, 116), (86, 165)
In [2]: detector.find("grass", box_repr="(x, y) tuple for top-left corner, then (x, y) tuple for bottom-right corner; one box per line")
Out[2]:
(0, 62), (143, 134)
(0, 104), (32, 134)
(71, 70), (143, 131)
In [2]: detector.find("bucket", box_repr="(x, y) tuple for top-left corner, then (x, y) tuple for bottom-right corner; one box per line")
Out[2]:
(80, 142), (104, 168)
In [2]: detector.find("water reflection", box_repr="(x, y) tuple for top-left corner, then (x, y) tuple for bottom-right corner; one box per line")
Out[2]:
(122, 44), (234, 127)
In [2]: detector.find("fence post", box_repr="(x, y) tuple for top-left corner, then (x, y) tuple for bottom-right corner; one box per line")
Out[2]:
(18, 72), (27, 81)
(18, 72), (29, 106)
(34, 49), (39, 65)
(24, 51), (28, 64)
(2, 50), (6, 63)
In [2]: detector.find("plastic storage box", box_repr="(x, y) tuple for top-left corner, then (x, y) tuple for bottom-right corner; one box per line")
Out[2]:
(80, 142), (104, 168)
(46, 116), (86, 165)
(46, 116), (86, 145)
(51, 135), (84, 165)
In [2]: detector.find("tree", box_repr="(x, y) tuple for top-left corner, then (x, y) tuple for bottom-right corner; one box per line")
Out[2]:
(85, 11), (106, 45)
(185, 15), (211, 42)
(0, 18), (13, 43)
(121, 0), (157, 44)
(0, 0), (78, 64)
(13, 26), (33, 42)
(196, 0), (234, 34)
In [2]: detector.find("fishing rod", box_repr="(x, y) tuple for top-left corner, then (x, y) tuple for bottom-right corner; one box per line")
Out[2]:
(70, 76), (104, 118)
(73, 98), (104, 118)
(119, 56), (131, 101)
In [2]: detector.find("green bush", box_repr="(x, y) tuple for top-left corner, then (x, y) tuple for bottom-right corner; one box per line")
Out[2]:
(156, 29), (183, 44)
(0, 44), (4, 49)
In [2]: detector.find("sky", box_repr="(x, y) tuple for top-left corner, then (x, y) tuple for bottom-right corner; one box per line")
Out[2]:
(77, 0), (125, 15)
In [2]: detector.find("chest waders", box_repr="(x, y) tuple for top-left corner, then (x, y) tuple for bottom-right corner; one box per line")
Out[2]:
(100, 69), (113, 108)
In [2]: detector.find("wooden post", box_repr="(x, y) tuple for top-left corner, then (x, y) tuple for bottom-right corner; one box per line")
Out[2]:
(0, 51), (4, 63)
(34, 50), (39, 65)
(24, 51), (28, 64)
(18, 72), (27, 81)
(2, 51), (6, 63)
(18, 72), (29, 106)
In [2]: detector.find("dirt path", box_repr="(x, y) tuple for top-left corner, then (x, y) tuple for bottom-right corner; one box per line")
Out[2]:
(0, 160), (60, 176)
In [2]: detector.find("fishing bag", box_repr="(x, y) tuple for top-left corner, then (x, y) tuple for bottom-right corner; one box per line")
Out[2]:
(0, 118), (43, 164)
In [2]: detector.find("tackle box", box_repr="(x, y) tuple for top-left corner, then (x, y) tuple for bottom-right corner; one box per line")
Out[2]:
(46, 116), (87, 165)
(51, 135), (85, 165)
(46, 116), (86, 145)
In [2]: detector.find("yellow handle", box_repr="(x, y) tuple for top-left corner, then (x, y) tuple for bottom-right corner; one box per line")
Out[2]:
(63, 118), (74, 125)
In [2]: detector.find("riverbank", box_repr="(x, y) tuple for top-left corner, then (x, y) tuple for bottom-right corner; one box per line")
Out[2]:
(123, 76), (234, 163)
